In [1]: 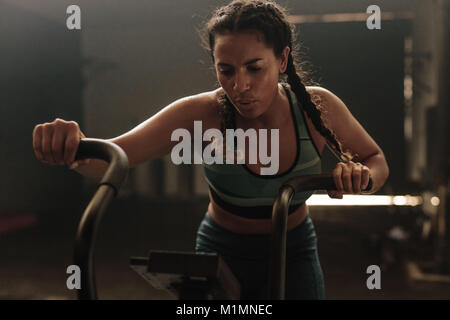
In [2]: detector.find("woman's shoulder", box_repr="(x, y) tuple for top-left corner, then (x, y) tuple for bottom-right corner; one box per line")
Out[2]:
(176, 87), (221, 113)
(182, 87), (223, 130)
(305, 85), (332, 106)
(304, 85), (343, 111)
(285, 84), (333, 115)
(302, 85), (333, 126)
(304, 85), (356, 133)
(188, 87), (223, 107)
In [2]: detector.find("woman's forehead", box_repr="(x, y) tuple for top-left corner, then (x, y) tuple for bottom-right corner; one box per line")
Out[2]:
(213, 31), (273, 62)
(214, 29), (266, 47)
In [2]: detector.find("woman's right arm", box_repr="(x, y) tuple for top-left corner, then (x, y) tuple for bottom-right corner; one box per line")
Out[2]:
(32, 91), (219, 179)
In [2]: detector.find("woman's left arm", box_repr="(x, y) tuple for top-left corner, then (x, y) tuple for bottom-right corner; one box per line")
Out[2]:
(312, 87), (389, 197)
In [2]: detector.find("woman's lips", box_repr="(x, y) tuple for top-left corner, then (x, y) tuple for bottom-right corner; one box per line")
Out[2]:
(236, 100), (256, 106)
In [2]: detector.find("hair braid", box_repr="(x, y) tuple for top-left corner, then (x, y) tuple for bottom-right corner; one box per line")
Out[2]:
(217, 92), (235, 134)
(285, 54), (353, 161)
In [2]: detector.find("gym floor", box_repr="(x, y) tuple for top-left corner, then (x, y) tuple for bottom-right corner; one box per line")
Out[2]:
(1, 197), (449, 300)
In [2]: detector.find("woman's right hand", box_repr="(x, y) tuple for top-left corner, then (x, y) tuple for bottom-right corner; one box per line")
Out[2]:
(32, 118), (90, 170)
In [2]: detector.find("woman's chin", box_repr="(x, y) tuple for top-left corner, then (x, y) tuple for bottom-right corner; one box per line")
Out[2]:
(236, 109), (259, 119)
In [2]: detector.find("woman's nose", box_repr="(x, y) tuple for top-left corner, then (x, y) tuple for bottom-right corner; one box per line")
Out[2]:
(233, 71), (250, 92)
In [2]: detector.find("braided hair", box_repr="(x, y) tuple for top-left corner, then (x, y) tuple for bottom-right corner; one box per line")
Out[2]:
(201, 0), (353, 161)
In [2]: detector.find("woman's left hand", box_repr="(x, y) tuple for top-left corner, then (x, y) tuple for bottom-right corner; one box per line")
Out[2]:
(328, 161), (371, 199)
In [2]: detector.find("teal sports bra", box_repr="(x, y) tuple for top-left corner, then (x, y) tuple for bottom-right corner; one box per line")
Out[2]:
(202, 82), (322, 219)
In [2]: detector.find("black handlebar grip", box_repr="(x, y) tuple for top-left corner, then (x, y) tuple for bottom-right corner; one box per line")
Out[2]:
(74, 138), (129, 195)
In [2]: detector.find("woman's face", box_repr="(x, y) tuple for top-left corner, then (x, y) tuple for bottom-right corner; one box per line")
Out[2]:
(213, 30), (289, 119)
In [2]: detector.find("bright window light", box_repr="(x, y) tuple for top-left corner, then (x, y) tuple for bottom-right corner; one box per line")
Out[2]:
(431, 197), (440, 207)
(306, 194), (423, 206)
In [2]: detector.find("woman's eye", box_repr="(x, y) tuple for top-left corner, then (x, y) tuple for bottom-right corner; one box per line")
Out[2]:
(248, 67), (261, 72)
(219, 70), (232, 76)
(218, 67), (260, 76)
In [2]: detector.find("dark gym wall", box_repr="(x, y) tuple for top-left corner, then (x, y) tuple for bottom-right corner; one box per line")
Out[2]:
(1, 0), (416, 217)
(298, 20), (411, 193)
(0, 1), (84, 214)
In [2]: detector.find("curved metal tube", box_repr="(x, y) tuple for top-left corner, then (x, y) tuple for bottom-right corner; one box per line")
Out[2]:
(269, 174), (372, 299)
(73, 138), (129, 300)
(269, 185), (295, 300)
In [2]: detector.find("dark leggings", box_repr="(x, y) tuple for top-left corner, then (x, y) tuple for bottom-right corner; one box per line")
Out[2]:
(195, 212), (325, 300)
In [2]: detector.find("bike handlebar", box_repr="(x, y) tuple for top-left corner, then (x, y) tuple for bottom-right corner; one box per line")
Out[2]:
(269, 174), (373, 299)
(73, 138), (129, 300)
(71, 139), (373, 301)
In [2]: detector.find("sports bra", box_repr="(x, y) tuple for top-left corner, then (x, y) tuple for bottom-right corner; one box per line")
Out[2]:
(202, 82), (322, 219)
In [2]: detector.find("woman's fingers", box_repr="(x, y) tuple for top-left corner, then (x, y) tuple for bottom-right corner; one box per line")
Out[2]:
(51, 125), (66, 165)
(332, 161), (371, 195)
(41, 124), (56, 164)
(361, 165), (371, 191)
(351, 162), (362, 193)
(32, 125), (44, 161)
(64, 124), (81, 164)
(332, 163), (344, 192)
(32, 118), (84, 167)
(342, 163), (353, 193)
(327, 190), (343, 199)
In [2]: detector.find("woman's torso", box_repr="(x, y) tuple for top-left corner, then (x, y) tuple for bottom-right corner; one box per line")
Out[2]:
(200, 83), (327, 234)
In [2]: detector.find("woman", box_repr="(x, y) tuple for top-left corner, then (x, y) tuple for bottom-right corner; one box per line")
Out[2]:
(32, 0), (389, 299)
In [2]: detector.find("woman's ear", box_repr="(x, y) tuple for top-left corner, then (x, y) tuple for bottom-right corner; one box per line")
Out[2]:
(279, 46), (290, 73)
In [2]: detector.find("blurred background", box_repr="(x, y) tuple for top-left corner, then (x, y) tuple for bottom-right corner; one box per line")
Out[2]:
(1, 0), (449, 299)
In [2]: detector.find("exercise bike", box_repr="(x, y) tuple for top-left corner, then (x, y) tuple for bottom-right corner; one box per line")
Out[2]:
(73, 138), (371, 300)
